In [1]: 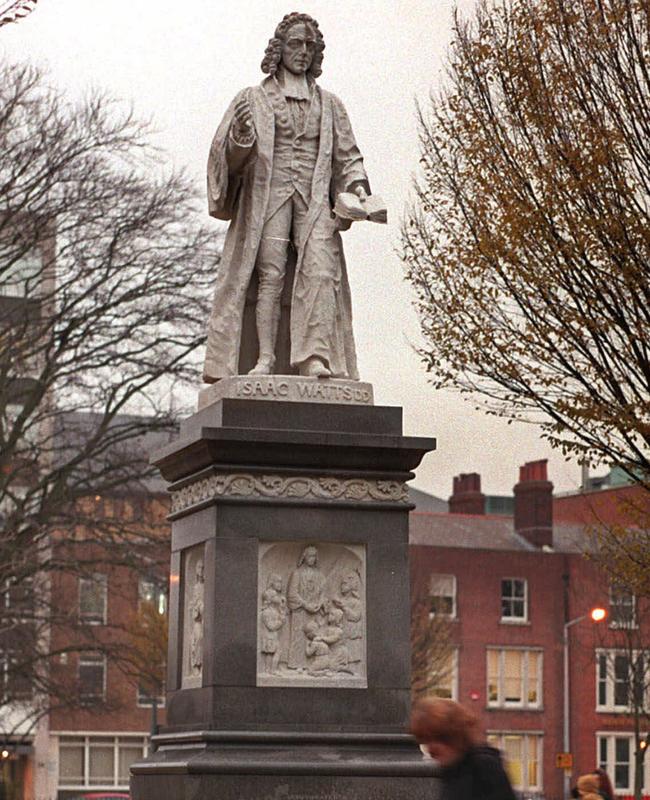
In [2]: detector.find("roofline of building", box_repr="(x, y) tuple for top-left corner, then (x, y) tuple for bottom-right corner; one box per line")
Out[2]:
(410, 510), (513, 520)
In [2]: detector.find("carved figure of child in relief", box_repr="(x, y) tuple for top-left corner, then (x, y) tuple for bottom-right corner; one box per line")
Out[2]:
(332, 570), (364, 668)
(316, 606), (351, 674)
(259, 573), (287, 675)
(204, 12), (371, 383)
(303, 619), (331, 675)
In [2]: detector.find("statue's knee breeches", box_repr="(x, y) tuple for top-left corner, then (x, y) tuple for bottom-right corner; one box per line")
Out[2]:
(256, 241), (288, 301)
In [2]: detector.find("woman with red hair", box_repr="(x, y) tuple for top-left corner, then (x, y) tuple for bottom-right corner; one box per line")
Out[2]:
(411, 697), (517, 800)
(593, 768), (614, 800)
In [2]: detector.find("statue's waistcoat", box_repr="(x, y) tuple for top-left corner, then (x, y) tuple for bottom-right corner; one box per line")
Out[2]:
(265, 80), (322, 208)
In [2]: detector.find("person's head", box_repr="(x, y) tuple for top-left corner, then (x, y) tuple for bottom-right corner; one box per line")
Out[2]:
(304, 619), (319, 640)
(195, 558), (204, 581)
(267, 573), (282, 593)
(593, 768), (614, 800)
(577, 774), (601, 800)
(410, 697), (481, 767)
(261, 13), (325, 78)
(340, 570), (361, 597)
(299, 546), (318, 567)
(327, 606), (344, 625)
(261, 587), (274, 607)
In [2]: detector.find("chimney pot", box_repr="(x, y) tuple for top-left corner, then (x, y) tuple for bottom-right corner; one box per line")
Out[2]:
(514, 460), (553, 548)
(449, 472), (485, 515)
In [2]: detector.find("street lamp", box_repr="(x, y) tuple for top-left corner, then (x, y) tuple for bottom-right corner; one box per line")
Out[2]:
(563, 607), (607, 797)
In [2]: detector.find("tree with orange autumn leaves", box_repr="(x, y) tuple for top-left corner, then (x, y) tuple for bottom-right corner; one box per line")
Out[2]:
(402, 0), (650, 589)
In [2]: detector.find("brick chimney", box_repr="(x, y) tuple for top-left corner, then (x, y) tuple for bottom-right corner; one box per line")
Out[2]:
(513, 460), (553, 548)
(449, 472), (485, 515)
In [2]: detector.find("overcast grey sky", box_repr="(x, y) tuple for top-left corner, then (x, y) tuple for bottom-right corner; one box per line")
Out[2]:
(1, 0), (592, 498)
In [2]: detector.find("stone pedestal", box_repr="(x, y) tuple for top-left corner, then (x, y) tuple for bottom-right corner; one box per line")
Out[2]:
(131, 387), (438, 799)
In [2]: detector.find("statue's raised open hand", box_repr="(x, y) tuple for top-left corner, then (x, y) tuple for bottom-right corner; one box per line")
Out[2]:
(232, 95), (255, 144)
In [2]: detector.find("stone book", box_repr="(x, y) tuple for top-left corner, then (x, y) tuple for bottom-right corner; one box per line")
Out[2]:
(334, 192), (388, 224)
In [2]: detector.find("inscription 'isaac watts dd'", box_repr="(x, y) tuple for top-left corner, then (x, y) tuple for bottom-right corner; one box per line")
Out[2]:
(203, 12), (382, 383)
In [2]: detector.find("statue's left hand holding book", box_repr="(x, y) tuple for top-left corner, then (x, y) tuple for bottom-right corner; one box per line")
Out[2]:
(334, 192), (388, 224)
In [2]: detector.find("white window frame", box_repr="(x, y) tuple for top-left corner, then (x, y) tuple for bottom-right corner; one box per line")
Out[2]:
(1, 573), (33, 621)
(0, 650), (32, 702)
(57, 733), (149, 790)
(501, 577), (528, 623)
(136, 681), (165, 708)
(0, 248), (42, 298)
(0, 484), (28, 533)
(597, 732), (649, 794)
(426, 647), (459, 701)
(487, 647), (543, 709)
(78, 653), (106, 704)
(138, 577), (168, 616)
(487, 731), (543, 792)
(79, 573), (108, 625)
(596, 649), (649, 713)
(429, 574), (457, 619)
(609, 586), (637, 629)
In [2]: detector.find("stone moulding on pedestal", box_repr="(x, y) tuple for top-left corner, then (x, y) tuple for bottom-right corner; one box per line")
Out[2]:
(169, 472), (410, 516)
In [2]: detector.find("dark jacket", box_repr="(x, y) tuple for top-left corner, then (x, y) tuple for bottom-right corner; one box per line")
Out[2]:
(438, 745), (518, 800)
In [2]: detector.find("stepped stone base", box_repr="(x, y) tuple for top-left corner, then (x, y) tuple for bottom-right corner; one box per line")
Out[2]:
(131, 731), (439, 800)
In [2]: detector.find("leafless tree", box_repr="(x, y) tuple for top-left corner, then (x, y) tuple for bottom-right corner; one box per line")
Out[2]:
(0, 61), (221, 732)
(411, 571), (455, 699)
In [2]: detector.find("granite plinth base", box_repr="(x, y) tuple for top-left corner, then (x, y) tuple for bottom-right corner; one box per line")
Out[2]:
(136, 398), (437, 798)
(130, 731), (440, 800)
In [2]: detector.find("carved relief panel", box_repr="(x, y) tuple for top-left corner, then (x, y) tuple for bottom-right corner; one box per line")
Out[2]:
(181, 544), (205, 689)
(257, 542), (366, 688)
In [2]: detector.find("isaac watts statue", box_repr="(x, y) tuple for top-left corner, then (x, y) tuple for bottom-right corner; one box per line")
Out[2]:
(203, 12), (377, 383)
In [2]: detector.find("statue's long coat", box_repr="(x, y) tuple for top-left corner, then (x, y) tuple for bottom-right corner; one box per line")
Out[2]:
(203, 77), (368, 383)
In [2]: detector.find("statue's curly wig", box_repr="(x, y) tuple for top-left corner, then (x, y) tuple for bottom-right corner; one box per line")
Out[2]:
(261, 12), (325, 78)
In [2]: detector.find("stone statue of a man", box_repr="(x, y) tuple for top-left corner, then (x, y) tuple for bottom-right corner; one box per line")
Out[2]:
(203, 12), (371, 383)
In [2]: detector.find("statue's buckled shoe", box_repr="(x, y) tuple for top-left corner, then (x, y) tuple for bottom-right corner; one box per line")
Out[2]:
(300, 357), (331, 378)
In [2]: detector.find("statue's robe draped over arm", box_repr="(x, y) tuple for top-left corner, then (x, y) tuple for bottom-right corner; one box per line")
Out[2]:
(203, 87), (274, 382)
(330, 93), (371, 208)
(206, 90), (257, 221)
(203, 81), (368, 384)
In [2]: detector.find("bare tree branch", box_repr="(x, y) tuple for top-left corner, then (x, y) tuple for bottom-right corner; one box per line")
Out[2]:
(0, 60), (222, 732)
(401, 0), (650, 489)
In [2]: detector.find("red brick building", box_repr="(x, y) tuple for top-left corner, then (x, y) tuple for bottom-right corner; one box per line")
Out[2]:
(410, 461), (650, 800)
(1, 335), (643, 800)
(35, 490), (170, 800)
(554, 477), (649, 529)
(31, 456), (648, 800)
(1, 204), (174, 800)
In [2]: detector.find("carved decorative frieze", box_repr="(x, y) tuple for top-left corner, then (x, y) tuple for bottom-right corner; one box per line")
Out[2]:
(171, 473), (409, 514)
(257, 542), (367, 688)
